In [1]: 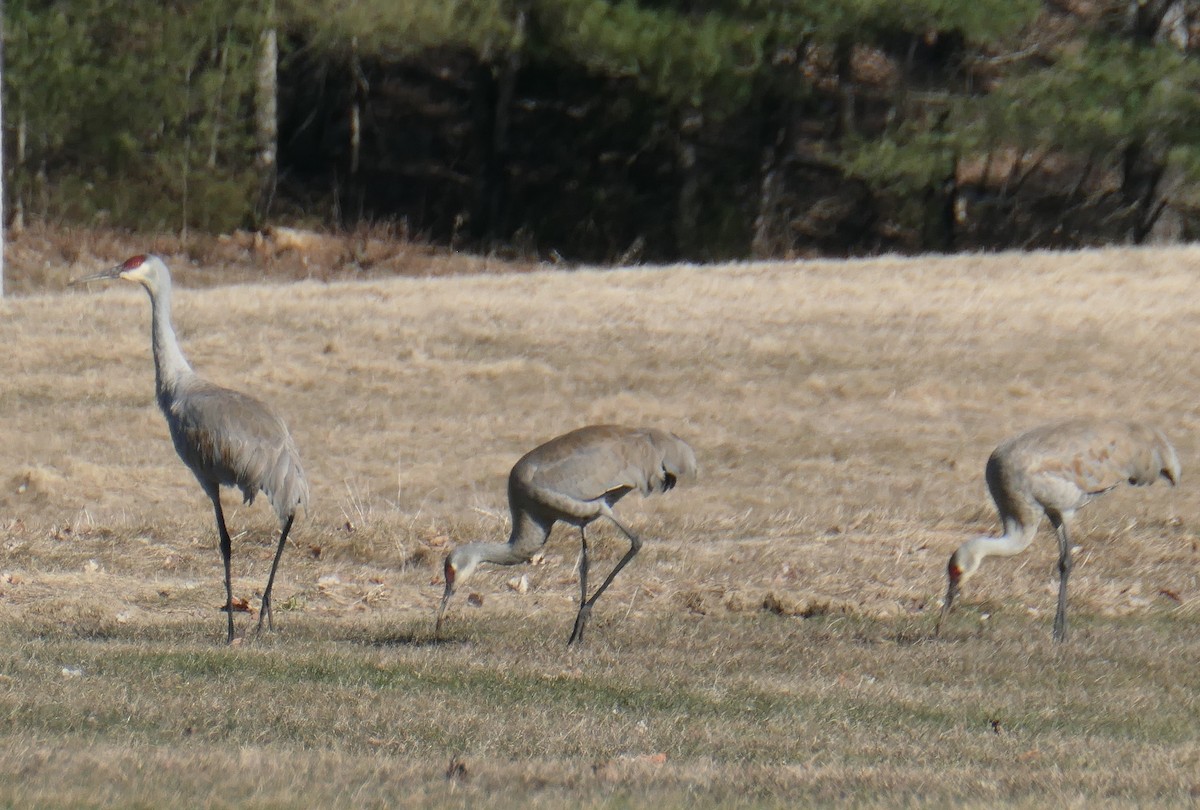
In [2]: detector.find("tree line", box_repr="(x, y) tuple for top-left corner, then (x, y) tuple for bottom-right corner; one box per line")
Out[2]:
(7, 0), (1200, 263)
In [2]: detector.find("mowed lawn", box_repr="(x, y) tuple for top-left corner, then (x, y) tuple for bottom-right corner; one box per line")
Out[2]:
(1, 246), (1199, 806)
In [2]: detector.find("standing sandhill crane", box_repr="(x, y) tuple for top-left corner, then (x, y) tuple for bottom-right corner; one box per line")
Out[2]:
(435, 425), (697, 645)
(72, 255), (309, 644)
(936, 419), (1178, 642)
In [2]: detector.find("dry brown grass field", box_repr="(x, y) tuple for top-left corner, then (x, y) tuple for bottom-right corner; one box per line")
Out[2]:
(1, 234), (1199, 806)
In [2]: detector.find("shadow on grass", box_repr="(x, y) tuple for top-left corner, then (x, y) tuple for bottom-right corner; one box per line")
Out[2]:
(349, 630), (471, 649)
(15, 621), (221, 647)
(844, 615), (943, 647)
(892, 627), (939, 646)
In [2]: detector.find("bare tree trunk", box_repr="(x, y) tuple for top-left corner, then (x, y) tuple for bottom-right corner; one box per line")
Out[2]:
(924, 161), (958, 252)
(208, 30), (232, 170)
(751, 141), (784, 259)
(344, 36), (369, 225)
(1120, 0), (1181, 244)
(181, 64), (192, 242)
(751, 46), (803, 259)
(349, 82), (360, 174)
(675, 107), (703, 257)
(834, 36), (856, 139)
(1, 0), (6, 298)
(472, 7), (526, 245)
(1123, 140), (1168, 244)
(10, 111), (22, 236)
(254, 1), (279, 223)
(752, 95), (792, 259)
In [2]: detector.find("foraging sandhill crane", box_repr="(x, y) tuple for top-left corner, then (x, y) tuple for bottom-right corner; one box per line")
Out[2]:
(72, 255), (309, 643)
(435, 425), (697, 645)
(936, 419), (1178, 642)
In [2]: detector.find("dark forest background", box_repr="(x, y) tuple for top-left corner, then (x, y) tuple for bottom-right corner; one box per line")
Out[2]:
(8, 0), (1200, 263)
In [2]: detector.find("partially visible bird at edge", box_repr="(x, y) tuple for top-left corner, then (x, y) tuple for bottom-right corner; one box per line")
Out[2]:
(936, 418), (1178, 642)
(72, 254), (309, 644)
(435, 424), (697, 645)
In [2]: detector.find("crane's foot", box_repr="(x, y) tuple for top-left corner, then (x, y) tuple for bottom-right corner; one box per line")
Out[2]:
(255, 595), (275, 637)
(933, 601), (957, 640)
(567, 605), (592, 646)
(1053, 605), (1067, 643)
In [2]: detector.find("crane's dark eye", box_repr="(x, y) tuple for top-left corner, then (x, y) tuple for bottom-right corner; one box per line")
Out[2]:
(122, 254), (147, 270)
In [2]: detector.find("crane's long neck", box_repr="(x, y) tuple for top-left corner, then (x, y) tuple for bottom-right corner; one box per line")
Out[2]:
(959, 516), (1039, 567)
(465, 541), (530, 568)
(510, 508), (555, 558)
(146, 281), (193, 398)
(461, 509), (554, 569)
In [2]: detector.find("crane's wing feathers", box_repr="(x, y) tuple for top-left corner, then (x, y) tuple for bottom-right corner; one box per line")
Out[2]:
(1001, 419), (1178, 506)
(520, 425), (696, 505)
(167, 379), (309, 521)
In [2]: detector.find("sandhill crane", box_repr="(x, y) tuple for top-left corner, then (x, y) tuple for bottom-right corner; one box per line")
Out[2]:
(435, 424), (697, 645)
(72, 255), (309, 643)
(936, 418), (1178, 642)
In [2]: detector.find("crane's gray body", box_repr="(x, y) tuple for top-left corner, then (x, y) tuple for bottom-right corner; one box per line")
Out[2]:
(507, 424), (697, 554)
(75, 254), (308, 643)
(939, 418), (1178, 641)
(985, 419), (1177, 532)
(438, 424), (696, 644)
(161, 376), (308, 522)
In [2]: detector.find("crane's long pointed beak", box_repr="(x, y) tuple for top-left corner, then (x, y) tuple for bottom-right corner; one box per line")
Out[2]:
(434, 557), (457, 638)
(934, 580), (958, 638)
(434, 587), (453, 638)
(68, 265), (123, 286)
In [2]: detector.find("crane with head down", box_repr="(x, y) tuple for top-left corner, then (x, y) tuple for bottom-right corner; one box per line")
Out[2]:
(73, 254), (309, 643)
(936, 418), (1178, 642)
(435, 424), (697, 645)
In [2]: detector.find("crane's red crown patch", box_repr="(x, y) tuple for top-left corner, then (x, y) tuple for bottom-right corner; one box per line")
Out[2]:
(122, 255), (148, 270)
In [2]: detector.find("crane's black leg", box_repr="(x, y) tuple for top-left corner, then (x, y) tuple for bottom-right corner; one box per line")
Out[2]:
(257, 513), (295, 636)
(568, 525), (591, 645)
(209, 490), (236, 645)
(1050, 512), (1072, 643)
(568, 515), (642, 646)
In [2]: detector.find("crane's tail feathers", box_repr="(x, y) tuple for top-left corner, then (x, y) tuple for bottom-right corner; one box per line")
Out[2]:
(1155, 428), (1181, 486)
(264, 451), (310, 523)
(641, 430), (697, 495)
(660, 433), (698, 480)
